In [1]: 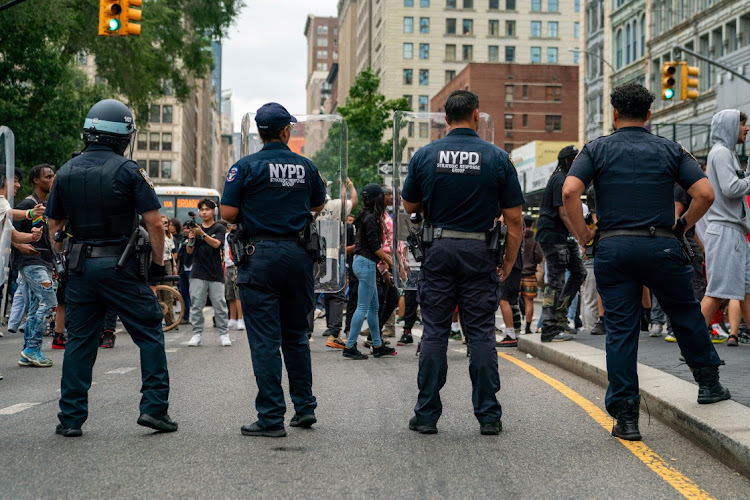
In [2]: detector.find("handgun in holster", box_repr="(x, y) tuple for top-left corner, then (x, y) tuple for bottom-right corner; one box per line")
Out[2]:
(117, 227), (151, 280)
(406, 213), (424, 262)
(228, 223), (250, 267)
(50, 230), (70, 280)
(487, 223), (508, 267)
(300, 219), (326, 264)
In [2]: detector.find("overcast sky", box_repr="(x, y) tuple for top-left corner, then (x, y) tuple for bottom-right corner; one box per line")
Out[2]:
(223, 0), (339, 132)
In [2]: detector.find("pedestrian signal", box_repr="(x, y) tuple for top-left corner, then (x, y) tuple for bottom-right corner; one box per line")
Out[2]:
(98, 0), (122, 36)
(661, 62), (677, 100)
(680, 62), (699, 100)
(119, 0), (142, 36)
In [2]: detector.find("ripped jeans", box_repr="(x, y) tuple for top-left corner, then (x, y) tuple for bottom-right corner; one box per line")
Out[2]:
(21, 265), (58, 351)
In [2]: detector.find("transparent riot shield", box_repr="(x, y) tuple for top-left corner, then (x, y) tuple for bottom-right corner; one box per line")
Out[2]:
(0, 127), (15, 319)
(391, 112), (495, 289)
(240, 114), (348, 293)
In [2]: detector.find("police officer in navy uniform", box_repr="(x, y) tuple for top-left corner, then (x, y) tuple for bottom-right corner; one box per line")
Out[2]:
(401, 90), (524, 435)
(48, 99), (176, 437)
(562, 83), (730, 442)
(220, 103), (326, 438)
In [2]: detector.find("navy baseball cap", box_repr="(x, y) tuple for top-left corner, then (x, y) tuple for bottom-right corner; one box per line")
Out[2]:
(255, 103), (297, 130)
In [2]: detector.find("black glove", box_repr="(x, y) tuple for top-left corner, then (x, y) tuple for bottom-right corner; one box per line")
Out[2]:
(149, 262), (167, 280)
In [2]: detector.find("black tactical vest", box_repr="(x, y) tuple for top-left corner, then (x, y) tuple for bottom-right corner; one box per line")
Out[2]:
(57, 154), (137, 241)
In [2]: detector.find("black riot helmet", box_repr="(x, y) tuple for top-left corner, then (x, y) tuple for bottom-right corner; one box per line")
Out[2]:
(82, 99), (136, 155)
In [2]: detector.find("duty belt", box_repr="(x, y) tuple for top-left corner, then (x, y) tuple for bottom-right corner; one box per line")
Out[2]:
(598, 226), (676, 242)
(252, 232), (299, 242)
(85, 244), (128, 258)
(434, 228), (486, 241)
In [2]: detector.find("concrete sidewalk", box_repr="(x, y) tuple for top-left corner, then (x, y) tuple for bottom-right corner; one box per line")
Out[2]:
(518, 333), (750, 477)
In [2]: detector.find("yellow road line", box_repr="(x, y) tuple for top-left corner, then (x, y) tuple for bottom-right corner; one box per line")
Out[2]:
(498, 352), (715, 500)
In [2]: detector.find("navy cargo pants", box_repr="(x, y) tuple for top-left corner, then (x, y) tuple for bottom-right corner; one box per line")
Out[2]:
(238, 241), (317, 430)
(59, 256), (169, 429)
(415, 238), (502, 425)
(595, 236), (721, 415)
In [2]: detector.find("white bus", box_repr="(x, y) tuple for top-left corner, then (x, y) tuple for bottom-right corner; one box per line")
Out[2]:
(154, 186), (221, 223)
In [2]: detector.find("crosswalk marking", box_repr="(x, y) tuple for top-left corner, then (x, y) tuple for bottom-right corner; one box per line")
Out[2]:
(0, 402), (40, 415)
(165, 348), (179, 353)
(106, 367), (137, 375)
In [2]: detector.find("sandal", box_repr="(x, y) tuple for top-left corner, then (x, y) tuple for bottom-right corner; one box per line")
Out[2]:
(727, 335), (739, 347)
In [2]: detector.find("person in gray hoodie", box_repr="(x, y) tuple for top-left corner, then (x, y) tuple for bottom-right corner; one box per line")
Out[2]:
(700, 109), (750, 344)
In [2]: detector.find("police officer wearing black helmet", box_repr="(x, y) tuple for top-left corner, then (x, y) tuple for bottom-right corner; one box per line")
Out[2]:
(536, 144), (586, 342)
(220, 103), (327, 438)
(562, 83), (730, 442)
(401, 90), (524, 435)
(47, 99), (176, 437)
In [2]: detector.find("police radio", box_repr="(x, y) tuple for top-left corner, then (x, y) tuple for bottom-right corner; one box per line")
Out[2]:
(406, 213), (424, 262)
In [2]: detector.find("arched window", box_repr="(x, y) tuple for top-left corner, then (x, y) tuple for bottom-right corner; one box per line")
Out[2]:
(640, 14), (646, 57)
(632, 20), (637, 60)
(626, 25), (632, 64)
(616, 29), (622, 68)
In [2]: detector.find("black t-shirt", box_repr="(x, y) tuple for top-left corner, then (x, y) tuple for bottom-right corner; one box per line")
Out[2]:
(346, 222), (355, 270)
(13, 196), (52, 270)
(190, 222), (226, 282)
(536, 170), (569, 246)
(353, 210), (381, 263)
(674, 183), (696, 238)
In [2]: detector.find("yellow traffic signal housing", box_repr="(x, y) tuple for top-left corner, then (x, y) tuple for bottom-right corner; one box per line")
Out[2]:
(98, 0), (122, 36)
(680, 62), (699, 100)
(119, 0), (142, 36)
(661, 62), (677, 100)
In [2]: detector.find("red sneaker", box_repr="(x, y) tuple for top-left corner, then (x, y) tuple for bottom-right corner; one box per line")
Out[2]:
(52, 332), (66, 350)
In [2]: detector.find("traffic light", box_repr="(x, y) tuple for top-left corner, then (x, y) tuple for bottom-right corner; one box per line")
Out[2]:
(119, 0), (142, 36)
(680, 62), (699, 100)
(98, 0), (122, 36)
(661, 62), (677, 100)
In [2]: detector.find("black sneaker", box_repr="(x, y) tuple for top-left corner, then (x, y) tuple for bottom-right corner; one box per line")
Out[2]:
(240, 421), (287, 437)
(541, 333), (573, 343)
(590, 321), (606, 336)
(55, 424), (83, 437)
(290, 413), (317, 428)
(496, 335), (518, 347)
(524, 323), (532, 335)
(409, 416), (437, 434)
(397, 332), (414, 346)
(480, 420), (502, 435)
(372, 344), (397, 357)
(137, 413), (178, 433)
(342, 346), (368, 360)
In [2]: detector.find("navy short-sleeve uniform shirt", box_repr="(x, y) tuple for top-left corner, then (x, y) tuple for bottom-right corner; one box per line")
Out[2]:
(401, 128), (524, 232)
(221, 142), (326, 234)
(47, 145), (161, 221)
(568, 126), (704, 231)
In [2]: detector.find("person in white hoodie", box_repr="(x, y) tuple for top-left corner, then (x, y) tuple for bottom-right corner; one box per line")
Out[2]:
(700, 109), (750, 346)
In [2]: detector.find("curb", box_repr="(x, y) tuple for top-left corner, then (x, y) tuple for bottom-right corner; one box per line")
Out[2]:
(518, 335), (750, 478)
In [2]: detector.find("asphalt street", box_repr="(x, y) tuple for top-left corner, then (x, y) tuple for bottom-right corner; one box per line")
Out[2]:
(1, 311), (749, 499)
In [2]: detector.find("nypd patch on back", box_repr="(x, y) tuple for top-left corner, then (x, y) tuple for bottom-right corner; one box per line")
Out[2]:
(436, 150), (482, 175)
(268, 163), (306, 188)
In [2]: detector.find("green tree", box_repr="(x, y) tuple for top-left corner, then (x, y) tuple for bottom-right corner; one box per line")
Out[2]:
(0, 0), (243, 191)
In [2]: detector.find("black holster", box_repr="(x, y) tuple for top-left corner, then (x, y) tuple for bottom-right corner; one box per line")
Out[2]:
(421, 220), (434, 245)
(487, 223), (507, 267)
(301, 220), (326, 264)
(228, 223), (251, 267)
(68, 242), (86, 275)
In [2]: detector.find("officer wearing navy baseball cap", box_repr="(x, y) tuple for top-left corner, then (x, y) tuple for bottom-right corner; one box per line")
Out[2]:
(221, 103), (326, 438)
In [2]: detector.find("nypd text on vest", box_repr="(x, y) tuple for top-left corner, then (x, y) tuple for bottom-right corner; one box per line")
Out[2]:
(268, 163), (307, 188)
(436, 150), (482, 175)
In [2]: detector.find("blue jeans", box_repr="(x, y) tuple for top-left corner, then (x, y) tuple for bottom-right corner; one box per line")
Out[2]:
(21, 265), (57, 350)
(345, 255), (382, 348)
(8, 274), (28, 332)
(179, 270), (191, 320)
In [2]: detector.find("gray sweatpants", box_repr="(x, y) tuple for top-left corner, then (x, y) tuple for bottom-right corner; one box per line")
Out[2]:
(189, 278), (229, 336)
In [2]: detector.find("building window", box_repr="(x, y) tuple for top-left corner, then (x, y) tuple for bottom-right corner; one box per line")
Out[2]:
(404, 17), (414, 33)
(522, 114), (528, 127)
(505, 84), (514, 101)
(333, 51), (338, 60)
(419, 122), (429, 138)
(316, 62), (328, 71)
(504, 143), (514, 152)
(462, 19), (473, 35)
(162, 133), (172, 151)
(418, 95), (429, 112)
(76, 51), (87, 65)
(317, 37), (328, 47)
(407, 122), (415, 137)
(462, 44), (473, 61)
(489, 45), (499, 61)
(548, 0), (558, 11)
(163, 79), (174, 96)
(445, 44), (457, 60)
(531, 0), (541, 11)
(421, 0), (430, 6)
(404, 95), (413, 108)
(548, 21), (558, 38)
(574, 0), (579, 11)
(445, 70), (456, 83)
(149, 105), (161, 123)
(137, 134), (147, 150)
(573, 51), (579, 63)
(162, 105), (173, 124)
(574, 21), (580, 38)
(489, 19), (499, 36)
(505, 114), (514, 129)
(640, 14), (645, 57)
(625, 24), (632, 65)
(522, 84), (528, 98)
(161, 160), (172, 179)
(545, 115), (562, 131)
(149, 132), (160, 151)
(317, 25), (328, 34)
(419, 43), (430, 59)
(463, 0), (474, 7)
(505, 45), (515, 61)
(531, 46), (541, 63)
(446, 18), (457, 34)
(547, 47), (558, 63)
(404, 43), (414, 59)
(615, 29), (622, 68)
(489, 0), (499, 8)
(420, 17), (430, 33)
(317, 50), (328, 59)
(419, 69), (429, 85)
(531, 21), (541, 38)
(631, 20), (637, 61)
(506, 20), (515, 36)
(545, 86), (562, 101)
(149, 160), (159, 178)
(405, 0), (414, 5)
(403, 69), (414, 85)
(506, 0), (515, 8)
(446, 0), (456, 7)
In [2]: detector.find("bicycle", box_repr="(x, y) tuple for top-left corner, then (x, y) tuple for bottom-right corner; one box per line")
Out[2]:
(151, 275), (184, 332)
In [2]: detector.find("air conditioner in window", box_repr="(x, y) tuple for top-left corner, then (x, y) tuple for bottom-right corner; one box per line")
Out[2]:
(505, 131), (513, 138)
(545, 125), (554, 132)
(594, 113), (603, 123)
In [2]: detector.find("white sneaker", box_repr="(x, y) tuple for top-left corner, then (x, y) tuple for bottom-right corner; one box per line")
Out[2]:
(236, 319), (245, 331)
(228, 319), (237, 330)
(187, 334), (202, 346)
(220, 334), (232, 346)
(649, 324), (663, 337)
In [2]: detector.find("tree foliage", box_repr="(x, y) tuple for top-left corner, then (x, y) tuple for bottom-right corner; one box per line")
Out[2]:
(0, 0), (243, 193)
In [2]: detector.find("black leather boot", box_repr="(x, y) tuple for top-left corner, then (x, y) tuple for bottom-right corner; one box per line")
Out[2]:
(611, 396), (642, 441)
(692, 366), (731, 404)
